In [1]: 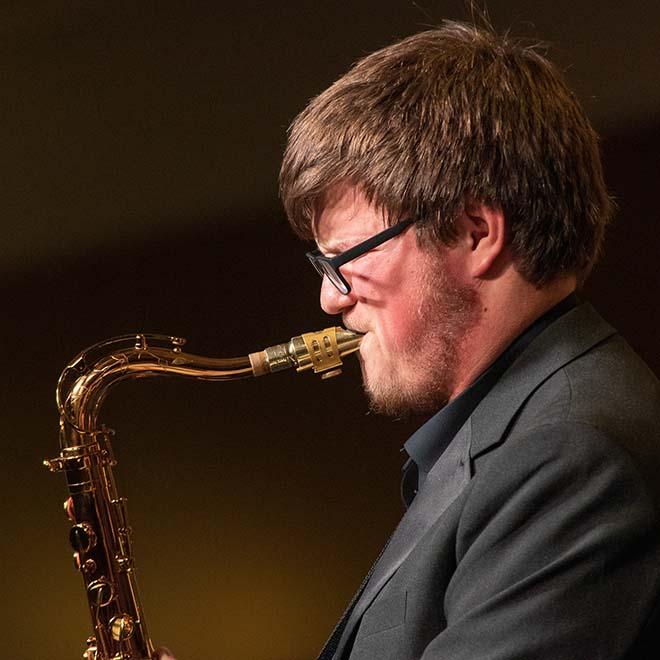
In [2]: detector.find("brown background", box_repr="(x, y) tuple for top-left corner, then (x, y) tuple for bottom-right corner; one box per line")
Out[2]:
(2, 2), (659, 659)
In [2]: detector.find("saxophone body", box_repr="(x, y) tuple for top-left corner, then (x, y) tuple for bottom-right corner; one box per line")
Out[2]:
(44, 328), (361, 660)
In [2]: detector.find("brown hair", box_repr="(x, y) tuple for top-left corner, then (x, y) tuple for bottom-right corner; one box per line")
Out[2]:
(279, 21), (613, 286)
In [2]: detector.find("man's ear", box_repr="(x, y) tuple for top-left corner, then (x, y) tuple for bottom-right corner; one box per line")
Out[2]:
(456, 200), (507, 278)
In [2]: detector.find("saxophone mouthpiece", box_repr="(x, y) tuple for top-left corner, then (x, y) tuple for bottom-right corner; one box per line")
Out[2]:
(249, 326), (363, 378)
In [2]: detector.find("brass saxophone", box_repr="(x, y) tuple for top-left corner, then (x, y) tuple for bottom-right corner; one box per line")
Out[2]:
(44, 327), (362, 660)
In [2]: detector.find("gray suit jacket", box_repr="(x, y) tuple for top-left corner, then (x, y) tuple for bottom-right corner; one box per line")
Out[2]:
(336, 303), (660, 660)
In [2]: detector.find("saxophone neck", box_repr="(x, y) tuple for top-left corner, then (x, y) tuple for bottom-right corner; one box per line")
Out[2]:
(57, 327), (363, 437)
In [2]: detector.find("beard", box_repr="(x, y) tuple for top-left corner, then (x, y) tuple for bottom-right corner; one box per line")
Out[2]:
(359, 265), (481, 418)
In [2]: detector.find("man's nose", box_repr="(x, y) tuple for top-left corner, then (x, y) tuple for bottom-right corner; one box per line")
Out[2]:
(319, 274), (357, 315)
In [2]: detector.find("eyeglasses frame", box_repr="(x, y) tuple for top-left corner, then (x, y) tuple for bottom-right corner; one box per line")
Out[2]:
(306, 217), (416, 294)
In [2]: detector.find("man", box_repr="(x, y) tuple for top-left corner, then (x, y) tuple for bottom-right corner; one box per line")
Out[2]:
(280, 20), (660, 660)
(160, 20), (660, 660)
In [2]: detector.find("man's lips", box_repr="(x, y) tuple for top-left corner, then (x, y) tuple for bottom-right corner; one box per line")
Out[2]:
(355, 330), (370, 356)
(342, 317), (367, 335)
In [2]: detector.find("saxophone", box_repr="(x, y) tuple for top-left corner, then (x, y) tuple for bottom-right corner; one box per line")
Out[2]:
(44, 327), (362, 660)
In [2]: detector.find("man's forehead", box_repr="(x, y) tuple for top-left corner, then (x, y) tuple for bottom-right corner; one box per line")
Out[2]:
(314, 184), (367, 226)
(313, 184), (388, 247)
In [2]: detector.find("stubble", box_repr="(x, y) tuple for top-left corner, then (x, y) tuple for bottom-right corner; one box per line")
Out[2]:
(362, 260), (481, 418)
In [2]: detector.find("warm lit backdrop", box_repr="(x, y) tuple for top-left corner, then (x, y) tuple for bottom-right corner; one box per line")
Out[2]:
(2, 2), (658, 658)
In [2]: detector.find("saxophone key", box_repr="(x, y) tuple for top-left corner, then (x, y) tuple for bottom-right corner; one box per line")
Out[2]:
(70, 522), (97, 553)
(109, 614), (135, 642)
(83, 636), (98, 660)
(73, 552), (96, 575)
(87, 578), (114, 608)
(83, 558), (97, 575)
(64, 496), (75, 521)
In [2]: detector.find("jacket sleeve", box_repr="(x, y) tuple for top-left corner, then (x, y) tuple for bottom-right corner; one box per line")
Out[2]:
(422, 421), (660, 660)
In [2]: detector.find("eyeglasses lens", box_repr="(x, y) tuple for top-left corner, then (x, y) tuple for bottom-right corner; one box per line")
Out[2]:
(316, 261), (347, 294)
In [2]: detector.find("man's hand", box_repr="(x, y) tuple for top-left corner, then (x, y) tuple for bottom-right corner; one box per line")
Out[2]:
(154, 647), (177, 660)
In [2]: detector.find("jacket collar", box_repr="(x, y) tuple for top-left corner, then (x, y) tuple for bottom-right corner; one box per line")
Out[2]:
(469, 302), (616, 459)
(404, 293), (579, 485)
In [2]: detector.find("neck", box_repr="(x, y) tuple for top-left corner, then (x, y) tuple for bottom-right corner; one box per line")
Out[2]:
(448, 273), (576, 400)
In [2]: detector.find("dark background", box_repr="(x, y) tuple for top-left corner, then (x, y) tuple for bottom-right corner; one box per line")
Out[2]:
(3, 2), (658, 658)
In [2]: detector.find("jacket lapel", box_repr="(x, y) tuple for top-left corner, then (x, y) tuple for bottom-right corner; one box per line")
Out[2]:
(469, 303), (616, 459)
(335, 421), (472, 658)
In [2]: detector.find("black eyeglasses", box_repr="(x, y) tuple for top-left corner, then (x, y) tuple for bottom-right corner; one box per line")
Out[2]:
(306, 218), (415, 294)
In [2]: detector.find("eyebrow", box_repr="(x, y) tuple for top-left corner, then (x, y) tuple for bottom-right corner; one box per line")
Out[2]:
(318, 228), (380, 254)
(317, 239), (354, 255)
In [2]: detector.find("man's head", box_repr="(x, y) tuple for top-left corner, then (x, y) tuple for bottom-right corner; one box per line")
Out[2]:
(280, 21), (613, 286)
(280, 22), (613, 414)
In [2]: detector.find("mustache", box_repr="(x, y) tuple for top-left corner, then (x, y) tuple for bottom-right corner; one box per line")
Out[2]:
(342, 316), (367, 334)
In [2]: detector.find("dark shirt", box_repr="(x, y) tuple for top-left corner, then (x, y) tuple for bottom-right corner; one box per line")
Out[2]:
(401, 293), (578, 507)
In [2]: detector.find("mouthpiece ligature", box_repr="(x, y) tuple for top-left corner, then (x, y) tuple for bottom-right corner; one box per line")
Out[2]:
(250, 326), (362, 379)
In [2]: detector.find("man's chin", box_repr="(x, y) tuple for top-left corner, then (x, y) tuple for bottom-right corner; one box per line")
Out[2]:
(359, 349), (411, 415)
(364, 385), (420, 418)
(357, 338), (450, 416)
(362, 369), (411, 417)
(362, 364), (452, 417)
